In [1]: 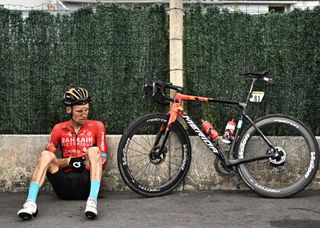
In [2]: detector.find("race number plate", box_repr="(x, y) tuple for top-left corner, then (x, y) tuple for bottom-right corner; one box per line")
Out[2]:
(250, 91), (265, 103)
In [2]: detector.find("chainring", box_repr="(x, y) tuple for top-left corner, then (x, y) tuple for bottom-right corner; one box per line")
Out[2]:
(214, 157), (235, 177)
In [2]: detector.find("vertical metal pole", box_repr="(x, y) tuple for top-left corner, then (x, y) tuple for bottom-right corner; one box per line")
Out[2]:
(169, 0), (183, 97)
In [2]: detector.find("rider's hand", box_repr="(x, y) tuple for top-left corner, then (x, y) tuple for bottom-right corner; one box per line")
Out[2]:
(69, 156), (86, 171)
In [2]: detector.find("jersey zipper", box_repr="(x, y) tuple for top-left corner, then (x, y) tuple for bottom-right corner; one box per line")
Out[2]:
(73, 126), (83, 156)
(75, 132), (78, 155)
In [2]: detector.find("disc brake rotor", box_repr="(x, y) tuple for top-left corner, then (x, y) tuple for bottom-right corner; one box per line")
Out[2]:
(269, 146), (286, 165)
(149, 146), (167, 165)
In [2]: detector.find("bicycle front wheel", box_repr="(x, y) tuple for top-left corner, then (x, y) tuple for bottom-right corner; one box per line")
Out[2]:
(117, 113), (192, 197)
(236, 114), (319, 198)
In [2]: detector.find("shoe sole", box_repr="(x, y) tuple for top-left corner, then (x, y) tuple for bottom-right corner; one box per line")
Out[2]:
(18, 209), (38, 220)
(85, 211), (97, 219)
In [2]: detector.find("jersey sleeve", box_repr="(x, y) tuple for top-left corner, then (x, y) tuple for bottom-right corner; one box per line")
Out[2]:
(96, 121), (108, 154)
(46, 124), (61, 153)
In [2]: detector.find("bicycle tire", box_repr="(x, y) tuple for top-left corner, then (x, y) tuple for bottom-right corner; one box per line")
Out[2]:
(236, 114), (319, 198)
(117, 113), (192, 197)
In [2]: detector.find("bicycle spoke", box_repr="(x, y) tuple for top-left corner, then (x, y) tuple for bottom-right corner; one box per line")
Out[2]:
(158, 163), (170, 180)
(146, 134), (155, 149)
(163, 159), (181, 170)
(127, 154), (149, 159)
(167, 137), (179, 148)
(129, 156), (150, 170)
(154, 164), (159, 185)
(127, 147), (149, 156)
(130, 137), (152, 153)
(135, 161), (152, 181)
(286, 143), (307, 155)
(140, 134), (154, 149)
(144, 162), (152, 184)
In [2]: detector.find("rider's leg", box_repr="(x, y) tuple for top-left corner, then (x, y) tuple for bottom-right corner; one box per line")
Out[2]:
(27, 150), (59, 202)
(87, 147), (103, 201)
(84, 147), (103, 218)
(18, 150), (59, 220)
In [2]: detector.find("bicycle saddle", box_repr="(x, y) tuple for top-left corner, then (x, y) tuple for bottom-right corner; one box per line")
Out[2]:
(239, 70), (269, 79)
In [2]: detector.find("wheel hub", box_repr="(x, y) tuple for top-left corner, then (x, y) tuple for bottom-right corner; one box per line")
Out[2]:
(269, 146), (286, 165)
(149, 146), (167, 165)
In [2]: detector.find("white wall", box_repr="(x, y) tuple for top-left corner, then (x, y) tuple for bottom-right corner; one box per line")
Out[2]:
(294, 1), (320, 10)
(0, 1), (319, 15)
(0, 0), (50, 10)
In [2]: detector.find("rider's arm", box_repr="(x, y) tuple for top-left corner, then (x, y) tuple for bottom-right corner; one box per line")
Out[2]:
(96, 121), (108, 156)
(57, 157), (71, 168)
(45, 124), (62, 153)
(46, 124), (71, 168)
(95, 121), (108, 168)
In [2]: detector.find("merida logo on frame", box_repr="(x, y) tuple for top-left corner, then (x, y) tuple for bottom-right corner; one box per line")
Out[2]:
(182, 115), (219, 154)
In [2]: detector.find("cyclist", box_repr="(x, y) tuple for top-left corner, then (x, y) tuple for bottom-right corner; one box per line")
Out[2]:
(17, 86), (108, 220)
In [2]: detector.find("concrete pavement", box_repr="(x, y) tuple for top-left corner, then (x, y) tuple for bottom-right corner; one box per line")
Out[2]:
(1, 190), (320, 228)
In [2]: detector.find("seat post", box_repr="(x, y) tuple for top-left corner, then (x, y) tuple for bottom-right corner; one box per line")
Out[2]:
(245, 78), (257, 105)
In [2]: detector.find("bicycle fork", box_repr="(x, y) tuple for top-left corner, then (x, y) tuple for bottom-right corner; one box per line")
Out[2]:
(149, 113), (176, 159)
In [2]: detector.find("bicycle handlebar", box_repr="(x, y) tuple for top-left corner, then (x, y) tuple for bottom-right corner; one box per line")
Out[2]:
(148, 80), (183, 103)
(152, 80), (183, 94)
(144, 79), (182, 104)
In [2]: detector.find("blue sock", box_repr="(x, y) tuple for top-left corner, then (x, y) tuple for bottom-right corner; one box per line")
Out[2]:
(88, 180), (101, 202)
(26, 182), (40, 203)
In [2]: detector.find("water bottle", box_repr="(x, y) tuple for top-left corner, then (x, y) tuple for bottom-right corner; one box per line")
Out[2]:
(200, 119), (219, 141)
(222, 119), (237, 144)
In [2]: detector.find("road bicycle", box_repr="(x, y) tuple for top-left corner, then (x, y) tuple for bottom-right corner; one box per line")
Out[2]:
(117, 71), (319, 198)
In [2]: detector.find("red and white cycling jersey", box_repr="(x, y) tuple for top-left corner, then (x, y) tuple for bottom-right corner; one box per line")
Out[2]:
(46, 120), (108, 171)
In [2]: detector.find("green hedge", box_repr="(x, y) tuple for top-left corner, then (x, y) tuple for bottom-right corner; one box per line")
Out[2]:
(0, 4), (169, 134)
(184, 5), (320, 134)
(1, 4), (320, 135)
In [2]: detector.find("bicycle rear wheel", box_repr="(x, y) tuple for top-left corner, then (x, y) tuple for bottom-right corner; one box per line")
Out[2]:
(236, 114), (319, 198)
(117, 113), (191, 197)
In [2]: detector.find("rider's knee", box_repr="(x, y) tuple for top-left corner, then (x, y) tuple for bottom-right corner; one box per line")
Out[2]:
(87, 147), (101, 162)
(38, 150), (56, 165)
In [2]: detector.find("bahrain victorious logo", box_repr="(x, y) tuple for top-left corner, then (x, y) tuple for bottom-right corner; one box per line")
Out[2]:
(61, 137), (94, 147)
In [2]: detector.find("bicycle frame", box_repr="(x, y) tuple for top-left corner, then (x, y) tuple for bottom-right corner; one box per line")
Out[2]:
(157, 78), (277, 167)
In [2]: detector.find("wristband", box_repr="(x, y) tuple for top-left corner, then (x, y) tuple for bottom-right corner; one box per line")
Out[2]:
(101, 153), (108, 158)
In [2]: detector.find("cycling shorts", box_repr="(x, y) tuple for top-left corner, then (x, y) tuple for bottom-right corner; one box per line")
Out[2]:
(47, 169), (90, 200)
